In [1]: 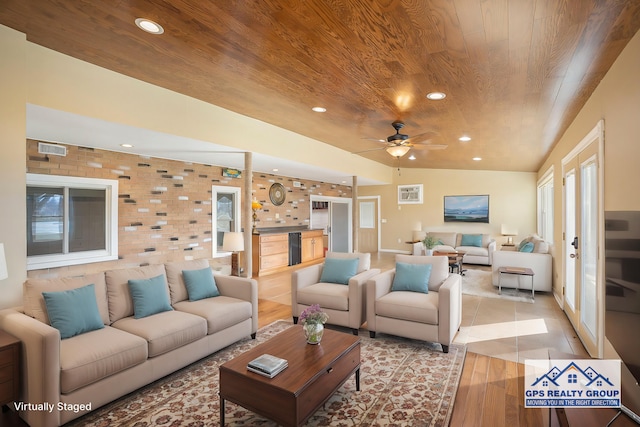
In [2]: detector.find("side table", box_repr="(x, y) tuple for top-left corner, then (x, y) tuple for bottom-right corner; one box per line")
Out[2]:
(0, 330), (20, 409)
(498, 266), (535, 299)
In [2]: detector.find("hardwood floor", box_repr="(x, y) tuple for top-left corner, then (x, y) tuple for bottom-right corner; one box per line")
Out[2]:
(253, 252), (605, 427)
(2, 253), (629, 426)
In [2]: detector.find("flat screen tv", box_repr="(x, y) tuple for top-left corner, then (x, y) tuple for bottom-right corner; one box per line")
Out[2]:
(605, 211), (640, 424)
(444, 195), (489, 223)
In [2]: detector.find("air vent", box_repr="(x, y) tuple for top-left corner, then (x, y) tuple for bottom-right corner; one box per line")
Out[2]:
(38, 142), (67, 157)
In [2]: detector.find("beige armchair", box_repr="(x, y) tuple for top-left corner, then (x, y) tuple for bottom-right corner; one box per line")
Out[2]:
(292, 252), (380, 335)
(366, 254), (462, 352)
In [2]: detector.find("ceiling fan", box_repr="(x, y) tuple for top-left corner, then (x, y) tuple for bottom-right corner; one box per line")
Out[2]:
(357, 121), (447, 158)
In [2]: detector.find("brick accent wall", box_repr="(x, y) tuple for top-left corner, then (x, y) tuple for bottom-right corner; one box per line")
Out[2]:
(26, 140), (351, 278)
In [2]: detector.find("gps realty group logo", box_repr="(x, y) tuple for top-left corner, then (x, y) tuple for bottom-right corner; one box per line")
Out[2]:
(524, 359), (621, 408)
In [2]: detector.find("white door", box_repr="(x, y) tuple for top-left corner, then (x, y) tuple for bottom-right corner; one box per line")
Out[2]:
(562, 122), (604, 358)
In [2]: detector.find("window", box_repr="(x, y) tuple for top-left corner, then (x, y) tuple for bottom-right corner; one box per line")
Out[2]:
(212, 185), (241, 255)
(26, 174), (118, 270)
(537, 167), (554, 243)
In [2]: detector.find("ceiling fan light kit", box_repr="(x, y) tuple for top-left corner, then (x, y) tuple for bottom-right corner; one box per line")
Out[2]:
(386, 145), (411, 157)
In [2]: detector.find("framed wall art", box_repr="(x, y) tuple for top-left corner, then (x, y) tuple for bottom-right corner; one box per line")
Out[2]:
(398, 184), (423, 204)
(444, 195), (489, 223)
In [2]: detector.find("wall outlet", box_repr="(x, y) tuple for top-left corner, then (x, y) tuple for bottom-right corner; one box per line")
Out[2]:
(397, 238), (401, 243)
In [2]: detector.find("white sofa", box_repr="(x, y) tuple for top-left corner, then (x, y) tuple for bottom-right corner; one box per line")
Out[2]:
(412, 232), (496, 266)
(491, 236), (553, 292)
(0, 259), (258, 427)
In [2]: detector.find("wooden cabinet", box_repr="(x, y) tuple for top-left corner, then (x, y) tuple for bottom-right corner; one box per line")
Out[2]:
(252, 230), (325, 276)
(0, 330), (20, 407)
(252, 233), (289, 276)
(301, 230), (324, 263)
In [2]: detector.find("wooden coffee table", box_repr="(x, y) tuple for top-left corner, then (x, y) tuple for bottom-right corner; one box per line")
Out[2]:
(219, 325), (360, 427)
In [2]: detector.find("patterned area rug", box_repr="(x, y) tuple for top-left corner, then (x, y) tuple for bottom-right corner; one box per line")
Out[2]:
(68, 320), (466, 427)
(462, 268), (534, 303)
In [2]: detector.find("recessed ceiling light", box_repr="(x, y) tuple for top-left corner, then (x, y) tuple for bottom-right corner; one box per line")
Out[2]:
(272, 168), (279, 172)
(459, 136), (471, 142)
(311, 107), (327, 113)
(135, 18), (164, 34)
(408, 154), (416, 160)
(426, 92), (446, 100)
(120, 143), (133, 148)
(473, 157), (482, 161)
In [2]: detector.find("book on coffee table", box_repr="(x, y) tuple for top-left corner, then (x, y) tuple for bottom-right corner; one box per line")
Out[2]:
(247, 354), (288, 378)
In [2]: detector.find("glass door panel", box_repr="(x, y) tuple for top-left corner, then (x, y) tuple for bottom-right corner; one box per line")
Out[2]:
(580, 156), (598, 340)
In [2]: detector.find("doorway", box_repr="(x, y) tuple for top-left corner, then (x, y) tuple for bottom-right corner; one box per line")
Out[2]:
(310, 195), (352, 253)
(562, 120), (604, 358)
(358, 196), (380, 253)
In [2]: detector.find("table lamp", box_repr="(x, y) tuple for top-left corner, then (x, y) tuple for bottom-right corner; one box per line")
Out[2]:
(223, 232), (244, 276)
(501, 225), (517, 245)
(0, 243), (7, 280)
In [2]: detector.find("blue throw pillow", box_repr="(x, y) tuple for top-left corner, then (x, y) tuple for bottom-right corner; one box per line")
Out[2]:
(519, 242), (534, 253)
(183, 267), (220, 301)
(461, 234), (483, 247)
(319, 258), (359, 285)
(42, 284), (105, 339)
(128, 274), (174, 319)
(392, 262), (432, 293)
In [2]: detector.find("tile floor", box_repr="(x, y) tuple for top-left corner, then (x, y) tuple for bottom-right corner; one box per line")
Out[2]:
(258, 251), (589, 363)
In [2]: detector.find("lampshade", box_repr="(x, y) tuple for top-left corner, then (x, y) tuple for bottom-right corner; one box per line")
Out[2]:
(251, 199), (263, 210)
(501, 224), (517, 236)
(386, 145), (411, 157)
(412, 230), (427, 242)
(222, 232), (244, 252)
(0, 243), (7, 280)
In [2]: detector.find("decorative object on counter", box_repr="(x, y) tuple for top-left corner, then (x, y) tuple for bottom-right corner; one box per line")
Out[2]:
(501, 224), (518, 245)
(251, 199), (262, 234)
(0, 243), (7, 280)
(223, 232), (244, 276)
(269, 182), (286, 206)
(299, 304), (328, 344)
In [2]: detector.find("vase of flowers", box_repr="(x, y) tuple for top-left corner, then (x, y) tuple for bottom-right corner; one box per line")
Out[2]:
(299, 304), (329, 344)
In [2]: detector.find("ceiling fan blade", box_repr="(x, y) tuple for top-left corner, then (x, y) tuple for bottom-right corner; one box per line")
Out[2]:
(406, 131), (439, 144)
(409, 144), (448, 150)
(360, 137), (386, 143)
(352, 147), (386, 154)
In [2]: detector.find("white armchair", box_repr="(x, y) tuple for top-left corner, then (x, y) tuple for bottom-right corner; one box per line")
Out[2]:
(366, 255), (462, 352)
(292, 252), (380, 335)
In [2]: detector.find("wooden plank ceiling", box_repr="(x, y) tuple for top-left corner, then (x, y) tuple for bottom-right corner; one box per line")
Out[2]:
(1, 0), (639, 172)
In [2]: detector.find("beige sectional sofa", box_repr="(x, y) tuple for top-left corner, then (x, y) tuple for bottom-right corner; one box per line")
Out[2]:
(0, 259), (258, 427)
(412, 231), (497, 265)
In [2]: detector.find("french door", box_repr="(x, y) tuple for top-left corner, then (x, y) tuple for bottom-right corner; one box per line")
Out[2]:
(562, 121), (604, 358)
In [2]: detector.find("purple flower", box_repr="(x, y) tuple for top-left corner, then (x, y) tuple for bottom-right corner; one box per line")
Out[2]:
(299, 304), (329, 325)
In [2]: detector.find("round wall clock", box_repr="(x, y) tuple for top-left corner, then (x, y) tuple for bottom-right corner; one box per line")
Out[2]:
(269, 183), (286, 206)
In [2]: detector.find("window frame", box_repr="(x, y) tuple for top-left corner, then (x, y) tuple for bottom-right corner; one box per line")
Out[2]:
(537, 166), (554, 243)
(212, 185), (241, 257)
(26, 173), (118, 270)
